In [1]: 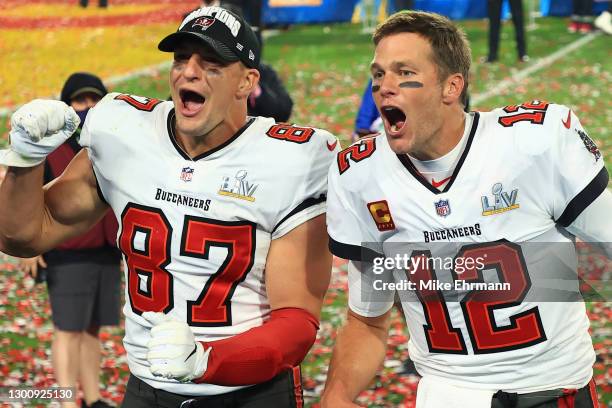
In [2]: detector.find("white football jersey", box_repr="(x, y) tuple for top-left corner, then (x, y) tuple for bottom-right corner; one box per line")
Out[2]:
(81, 93), (338, 395)
(327, 102), (609, 392)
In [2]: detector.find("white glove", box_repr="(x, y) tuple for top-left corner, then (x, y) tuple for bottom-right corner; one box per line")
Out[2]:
(143, 312), (212, 382)
(0, 99), (80, 167)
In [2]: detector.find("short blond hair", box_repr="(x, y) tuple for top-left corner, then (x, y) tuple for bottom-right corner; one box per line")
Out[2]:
(373, 11), (471, 106)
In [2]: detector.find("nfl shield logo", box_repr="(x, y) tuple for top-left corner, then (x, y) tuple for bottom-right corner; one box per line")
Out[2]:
(180, 167), (194, 182)
(434, 199), (451, 217)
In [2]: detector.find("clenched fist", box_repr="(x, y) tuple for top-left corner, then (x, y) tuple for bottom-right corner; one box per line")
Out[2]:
(142, 312), (211, 382)
(0, 99), (80, 167)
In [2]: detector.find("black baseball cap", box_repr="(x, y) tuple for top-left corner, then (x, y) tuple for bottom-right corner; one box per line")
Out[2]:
(158, 6), (260, 69)
(60, 72), (108, 104)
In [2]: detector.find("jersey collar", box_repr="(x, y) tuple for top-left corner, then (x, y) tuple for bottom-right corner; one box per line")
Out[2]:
(166, 109), (256, 161)
(396, 112), (480, 195)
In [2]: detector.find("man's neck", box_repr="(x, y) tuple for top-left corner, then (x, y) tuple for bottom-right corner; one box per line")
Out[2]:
(411, 109), (466, 161)
(174, 116), (247, 159)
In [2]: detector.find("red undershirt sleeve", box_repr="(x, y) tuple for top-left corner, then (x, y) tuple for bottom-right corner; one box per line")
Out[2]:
(194, 307), (319, 386)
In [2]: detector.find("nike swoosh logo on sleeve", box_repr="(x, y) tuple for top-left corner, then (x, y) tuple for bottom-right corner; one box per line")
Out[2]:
(327, 140), (338, 151)
(562, 109), (571, 129)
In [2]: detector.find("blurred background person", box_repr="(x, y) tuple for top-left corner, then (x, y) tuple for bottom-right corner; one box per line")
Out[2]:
(569, 0), (594, 32)
(486, 0), (528, 63)
(80, 0), (108, 8)
(248, 62), (293, 122)
(353, 78), (382, 142)
(18, 72), (121, 408)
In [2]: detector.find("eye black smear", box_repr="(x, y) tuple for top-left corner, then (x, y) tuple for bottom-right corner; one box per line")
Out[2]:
(399, 81), (423, 88)
(372, 85), (381, 93)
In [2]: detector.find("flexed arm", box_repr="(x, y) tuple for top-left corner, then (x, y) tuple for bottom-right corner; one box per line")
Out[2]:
(0, 100), (109, 257)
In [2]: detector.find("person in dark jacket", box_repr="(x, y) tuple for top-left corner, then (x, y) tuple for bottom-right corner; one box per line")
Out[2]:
(248, 62), (293, 122)
(18, 73), (120, 408)
(486, 0), (528, 63)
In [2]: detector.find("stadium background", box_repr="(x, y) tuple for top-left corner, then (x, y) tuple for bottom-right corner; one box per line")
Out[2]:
(0, 0), (609, 406)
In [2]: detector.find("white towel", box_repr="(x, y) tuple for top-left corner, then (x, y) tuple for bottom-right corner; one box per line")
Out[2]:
(416, 375), (495, 408)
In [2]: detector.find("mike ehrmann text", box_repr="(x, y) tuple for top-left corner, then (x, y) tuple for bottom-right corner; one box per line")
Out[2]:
(372, 279), (511, 291)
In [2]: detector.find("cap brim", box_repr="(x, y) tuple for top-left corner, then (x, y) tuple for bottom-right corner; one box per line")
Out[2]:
(0, 149), (42, 168)
(69, 87), (105, 101)
(158, 32), (239, 63)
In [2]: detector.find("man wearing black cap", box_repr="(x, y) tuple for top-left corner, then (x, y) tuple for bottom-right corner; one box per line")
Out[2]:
(0, 6), (337, 408)
(17, 72), (120, 408)
(60, 72), (108, 114)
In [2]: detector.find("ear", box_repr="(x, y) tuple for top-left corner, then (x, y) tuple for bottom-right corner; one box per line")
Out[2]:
(236, 68), (261, 99)
(442, 73), (464, 105)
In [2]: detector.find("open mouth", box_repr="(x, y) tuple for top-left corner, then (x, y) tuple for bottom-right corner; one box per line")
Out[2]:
(381, 106), (406, 133)
(179, 89), (206, 115)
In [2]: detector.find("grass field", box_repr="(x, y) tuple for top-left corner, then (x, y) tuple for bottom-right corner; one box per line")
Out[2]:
(0, 7), (610, 408)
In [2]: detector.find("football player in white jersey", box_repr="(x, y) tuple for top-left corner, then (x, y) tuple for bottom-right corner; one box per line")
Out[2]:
(322, 10), (610, 408)
(0, 6), (339, 408)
